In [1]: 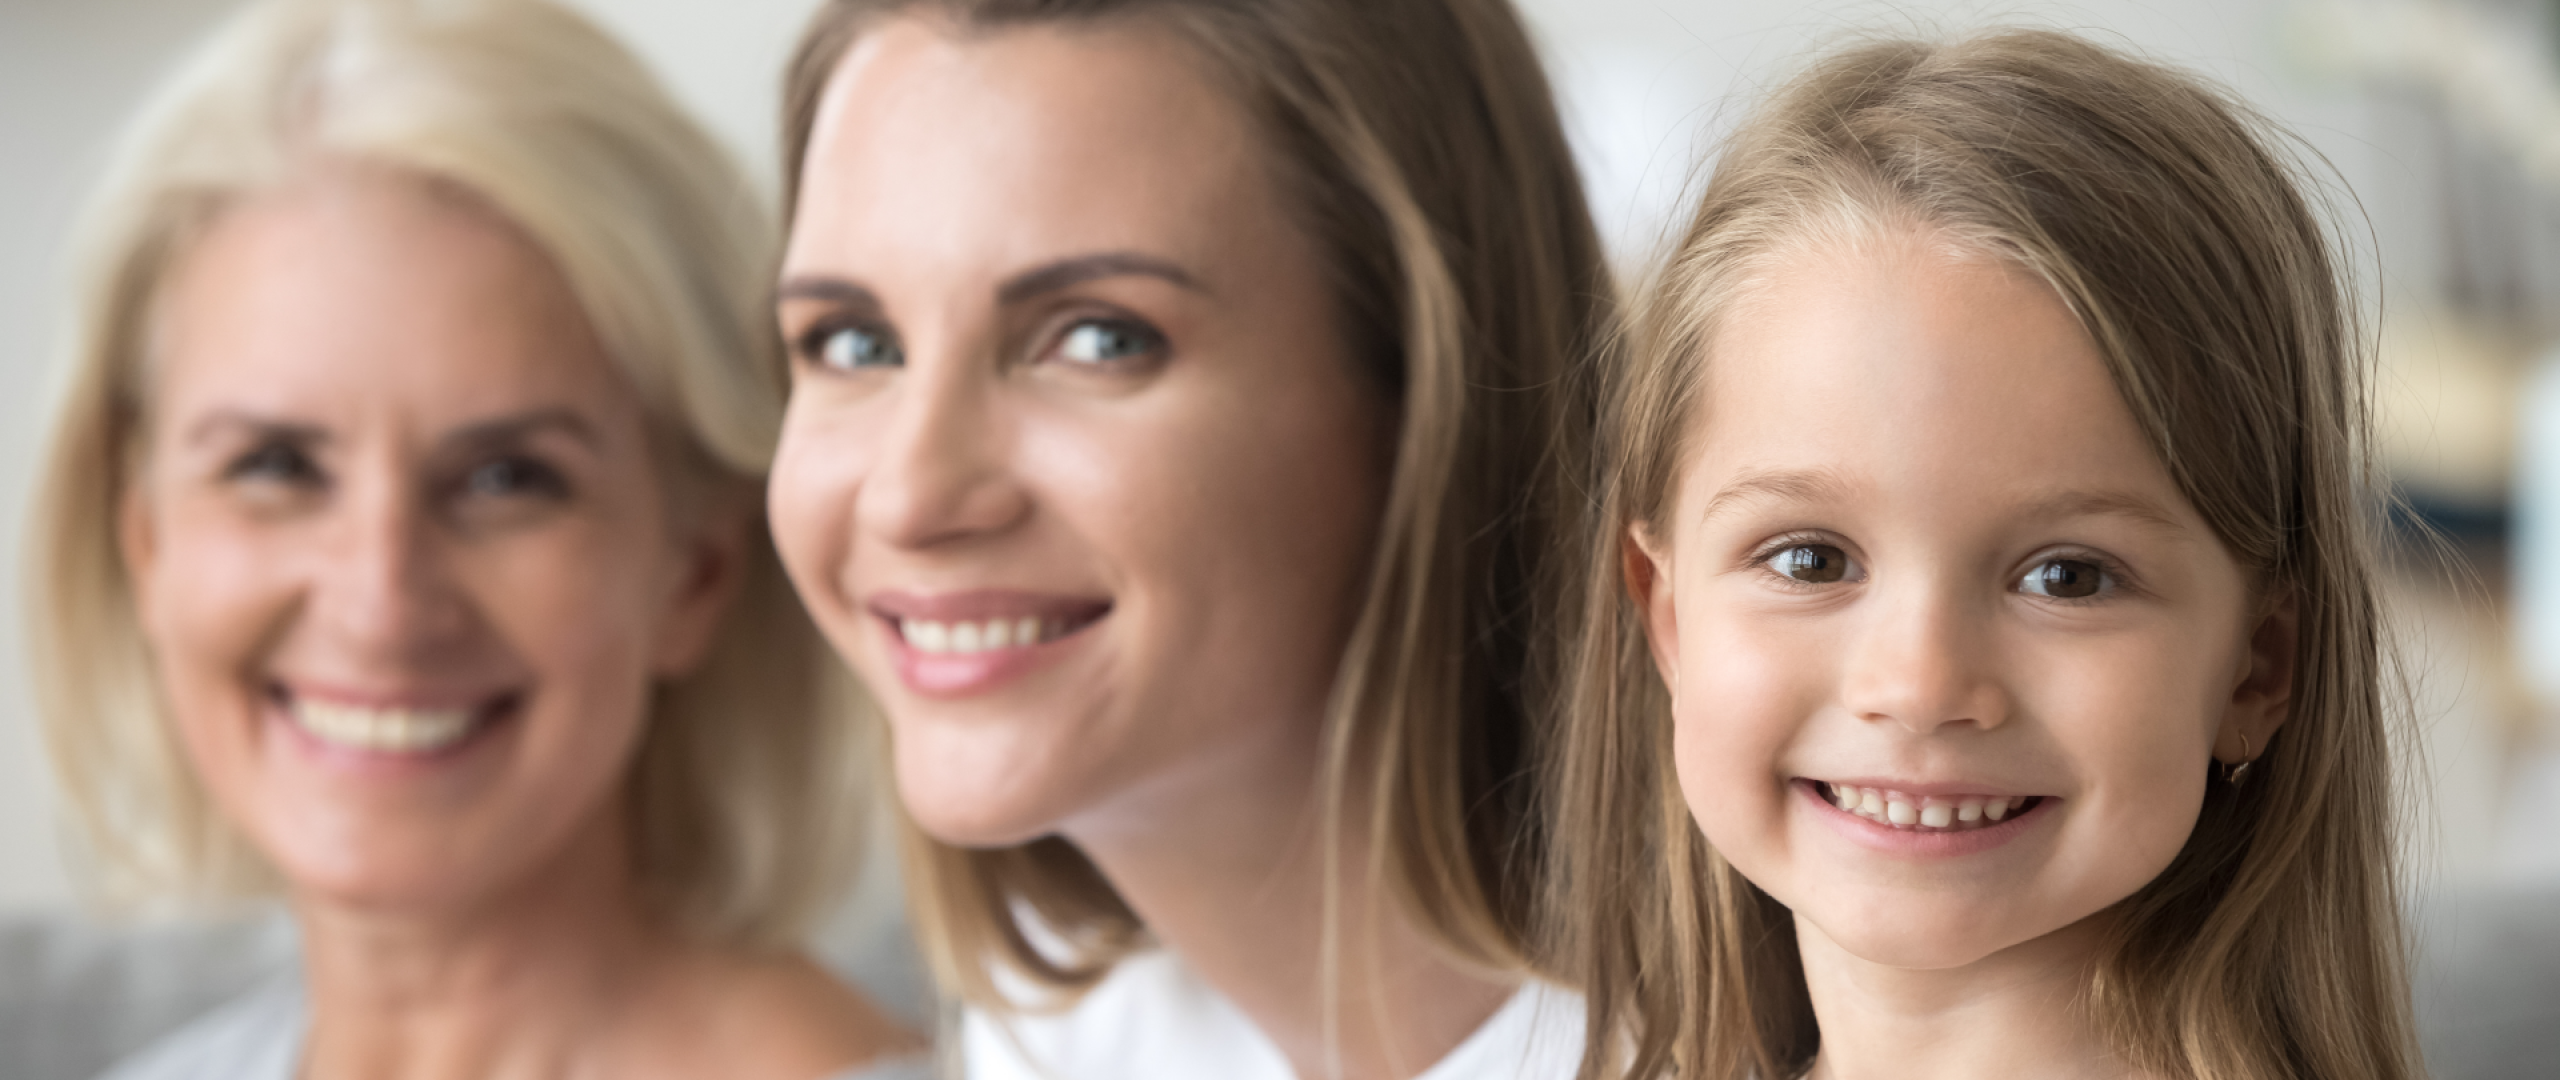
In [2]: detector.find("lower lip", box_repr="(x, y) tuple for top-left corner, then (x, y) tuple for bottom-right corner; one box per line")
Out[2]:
(265, 696), (516, 774)
(1797, 778), (2055, 858)
(882, 619), (1100, 698)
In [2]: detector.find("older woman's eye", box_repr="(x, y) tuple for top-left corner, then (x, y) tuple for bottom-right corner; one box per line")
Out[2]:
(804, 324), (902, 371)
(224, 440), (323, 488)
(2020, 558), (2109, 600)
(1057, 319), (1162, 366)
(1770, 543), (1854, 584)
(461, 456), (569, 501)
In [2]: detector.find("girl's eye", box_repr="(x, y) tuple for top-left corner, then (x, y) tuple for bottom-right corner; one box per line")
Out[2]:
(1771, 543), (1854, 584)
(806, 325), (903, 371)
(225, 441), (322, 487)
(461, 456), (568, 501)
(2020, 558), (2109, 600)
(1056, 319), (1162, 366)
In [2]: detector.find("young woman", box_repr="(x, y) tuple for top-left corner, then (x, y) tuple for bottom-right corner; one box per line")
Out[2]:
(1551, 29), (2421, 1080)
(31, 1), (921, 1076)
(768, 1), (1611, 1076)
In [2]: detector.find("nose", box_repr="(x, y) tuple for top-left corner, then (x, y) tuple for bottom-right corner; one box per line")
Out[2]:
(854, 348), (1029, 550)
(1837, 579), (2010, 735)
(306, 468), (472, 662)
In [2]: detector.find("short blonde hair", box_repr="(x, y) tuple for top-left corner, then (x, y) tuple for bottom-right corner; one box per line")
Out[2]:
(1550, 29), (2418, 1080)
(29, 0), (872, 948)
(781, 0), (1611, 1006)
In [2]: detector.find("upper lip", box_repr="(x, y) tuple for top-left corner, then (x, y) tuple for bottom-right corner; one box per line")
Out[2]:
(1806, 776), (2050, 799)
(867, 588), (1111, 623)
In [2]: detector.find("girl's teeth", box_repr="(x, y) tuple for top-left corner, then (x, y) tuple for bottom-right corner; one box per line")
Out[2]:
(289, 700), (476, 754)
(899, 617), (1061, 655)
(1824, 783), (2035, 833)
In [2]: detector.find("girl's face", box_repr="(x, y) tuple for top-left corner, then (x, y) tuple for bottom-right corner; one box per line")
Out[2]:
(771, 20), (1388, 847)
(128, 171), (740, 911)
(1631, 233), (2294, 970)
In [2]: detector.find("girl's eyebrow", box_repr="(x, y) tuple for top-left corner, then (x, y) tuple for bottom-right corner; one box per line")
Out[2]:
(2020, 489), (2189, 535)
(1699, 466), (1859, 526)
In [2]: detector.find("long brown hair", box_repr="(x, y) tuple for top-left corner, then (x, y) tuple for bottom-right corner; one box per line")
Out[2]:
(779, 0), (1612, 1008)
(1550, 29), (2418, 1080)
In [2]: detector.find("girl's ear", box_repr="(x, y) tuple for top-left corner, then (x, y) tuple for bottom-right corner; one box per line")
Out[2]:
(2216, 586), (2299, 764)
(1625, 522), (1680, 696)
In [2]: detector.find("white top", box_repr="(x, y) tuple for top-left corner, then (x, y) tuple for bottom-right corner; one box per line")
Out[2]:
(960, 948), (1585, 1080)
(94, 975), (936, 1080)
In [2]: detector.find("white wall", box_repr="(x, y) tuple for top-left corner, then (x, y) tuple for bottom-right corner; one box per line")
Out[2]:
(0, 0), (2490, 912)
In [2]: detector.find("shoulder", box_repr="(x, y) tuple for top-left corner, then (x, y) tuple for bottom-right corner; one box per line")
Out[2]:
(959, 949), (1292, 1080)
(1413, 980), (1587, 1080)
(649, 948), (925, 1080)
(92, 976), (304, 1080)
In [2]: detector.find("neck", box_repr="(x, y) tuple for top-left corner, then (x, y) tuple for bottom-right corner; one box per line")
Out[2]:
(1064, 717), (1515, 1080)
(1798, 913), (2145, 1080)
(293, 810), (691, 1080)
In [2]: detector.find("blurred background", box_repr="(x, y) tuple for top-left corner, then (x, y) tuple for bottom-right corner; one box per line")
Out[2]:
(1, 0), (2555, 1073)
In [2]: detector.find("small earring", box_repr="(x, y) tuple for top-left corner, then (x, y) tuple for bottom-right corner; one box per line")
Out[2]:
(2220, 733), (2255, 786)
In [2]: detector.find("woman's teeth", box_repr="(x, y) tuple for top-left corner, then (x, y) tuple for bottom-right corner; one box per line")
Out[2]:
(289, 699), (477, 754)
(898, 616), (1069, 655)
(1822, 782), (2036, 831)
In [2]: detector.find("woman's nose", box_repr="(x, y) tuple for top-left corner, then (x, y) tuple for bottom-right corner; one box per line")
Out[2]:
(854, 356), (1030, 550)
(1838, 582), (2010, 735)
(309, 476), (470, 658)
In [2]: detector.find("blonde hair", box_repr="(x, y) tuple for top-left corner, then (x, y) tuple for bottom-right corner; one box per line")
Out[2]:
(1550, 29), (2419, 1080)
(780, 0), (1611, 1007)
(29, 0), (872, 949)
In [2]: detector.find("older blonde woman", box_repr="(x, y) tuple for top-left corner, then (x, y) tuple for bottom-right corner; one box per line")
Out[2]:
(28, 1), (924, 1077)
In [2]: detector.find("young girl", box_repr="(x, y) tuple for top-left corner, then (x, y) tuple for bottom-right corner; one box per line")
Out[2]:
(1550, 29), (2419, 1080)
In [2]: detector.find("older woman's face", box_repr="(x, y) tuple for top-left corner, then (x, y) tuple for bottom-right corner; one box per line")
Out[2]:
(772, 19), (1389, 847)
(126, 171), (737, 910)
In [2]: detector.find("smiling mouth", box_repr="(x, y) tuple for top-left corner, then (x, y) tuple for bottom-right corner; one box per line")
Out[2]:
(271, 684), (516, 755)
(882, 604), (1110, 656)
(1813, 780), (2046, 832)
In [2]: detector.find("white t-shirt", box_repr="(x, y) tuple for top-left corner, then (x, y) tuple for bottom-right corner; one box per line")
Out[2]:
(960, 948), (1585, 1080)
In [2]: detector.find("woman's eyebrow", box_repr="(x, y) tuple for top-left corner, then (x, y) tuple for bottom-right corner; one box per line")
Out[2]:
(995, 251), (1208, 306)
(184, 409), (328, 450)
(444, 407), (600, 452)
(776, 275), (882, 310)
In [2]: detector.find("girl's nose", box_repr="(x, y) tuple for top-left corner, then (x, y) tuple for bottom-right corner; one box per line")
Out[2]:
(854, 355), (1030, 551)
(1838, 583), (2010, 735)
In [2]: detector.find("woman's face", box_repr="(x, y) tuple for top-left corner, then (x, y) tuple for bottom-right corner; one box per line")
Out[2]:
(772, 19), (1388, 847)
(127, 170), (740, 911)
(1629, 234), (2293, 971)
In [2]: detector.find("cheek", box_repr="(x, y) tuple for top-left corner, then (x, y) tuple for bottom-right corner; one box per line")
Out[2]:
(769, 397), (874, 646)
(1668, 580), (1820, 838)
(2013, 627), (2225, 891)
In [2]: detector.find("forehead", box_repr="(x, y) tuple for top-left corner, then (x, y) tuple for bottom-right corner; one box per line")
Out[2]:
(1687, 233), (2177, 517)
(785, 16), (1273, 285)
(152, 170), (630, 423)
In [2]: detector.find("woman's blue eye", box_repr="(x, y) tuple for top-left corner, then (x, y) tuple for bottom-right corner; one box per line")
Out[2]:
(1058, 320), (1160, 365)
(1772, 543), (1853, 584)
(813, 325), (902, 371)
(2020, 558), (2108, 599)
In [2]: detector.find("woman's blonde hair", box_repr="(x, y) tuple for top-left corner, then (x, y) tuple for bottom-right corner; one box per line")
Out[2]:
(1550, 29), (2418, 1080)
(29, 0), (872, 949)
(780, 0), (1611, 1007)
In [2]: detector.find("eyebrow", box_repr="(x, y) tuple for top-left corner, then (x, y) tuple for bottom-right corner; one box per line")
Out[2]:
(2019, 489), (2190, 535)
(1697, 467), (1860, 526)
(997, 252), (1206, 306)
(445, 407), (600, 452)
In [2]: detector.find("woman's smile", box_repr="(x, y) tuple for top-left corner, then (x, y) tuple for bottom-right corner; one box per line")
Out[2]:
(868, 588), (1112, 697)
